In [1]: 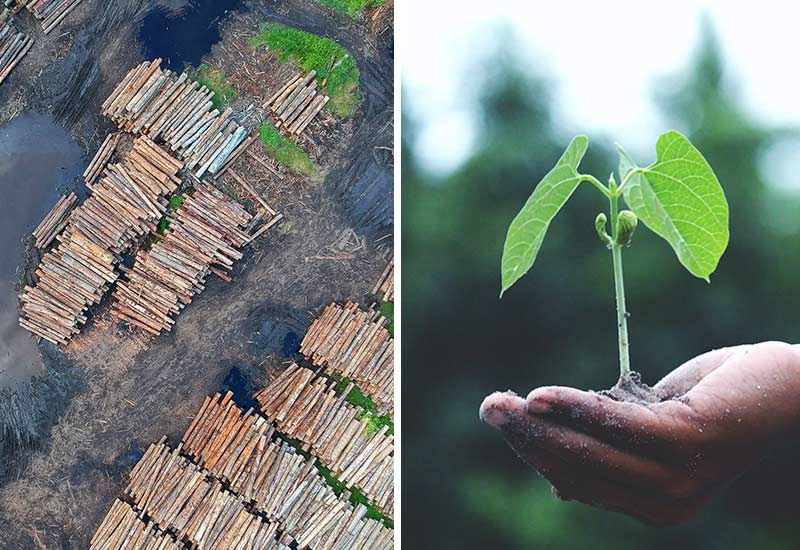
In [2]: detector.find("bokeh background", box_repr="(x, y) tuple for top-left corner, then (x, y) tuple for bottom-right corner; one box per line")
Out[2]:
(402, 3), (800, 549)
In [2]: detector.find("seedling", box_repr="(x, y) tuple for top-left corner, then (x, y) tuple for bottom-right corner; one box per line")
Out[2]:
(500, 131), (729, 388)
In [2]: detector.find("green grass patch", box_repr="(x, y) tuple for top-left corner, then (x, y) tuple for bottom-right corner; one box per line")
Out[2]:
(157, 216), (170, 235)
(317, 0), (384, 18)
(189, 65), (238, 110)
(380, 301), (394, 337)
(258, 123), (316, 176)
(331, 373), (393, 436)
(168, 194), (185, 210)
(250, 23), (363, 117)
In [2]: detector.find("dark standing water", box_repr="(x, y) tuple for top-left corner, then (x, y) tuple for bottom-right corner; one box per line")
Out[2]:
(139, 0), (245, 71)
(0, 113), (86, 390)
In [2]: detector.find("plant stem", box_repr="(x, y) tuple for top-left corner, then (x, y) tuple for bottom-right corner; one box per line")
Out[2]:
(609, 189), (632, 382)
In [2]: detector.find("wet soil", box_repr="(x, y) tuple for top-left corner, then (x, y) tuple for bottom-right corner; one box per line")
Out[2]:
(0, 0), (393, 547)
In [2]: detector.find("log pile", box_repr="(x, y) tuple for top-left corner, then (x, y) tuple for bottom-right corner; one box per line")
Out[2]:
(90, 499), (183, 550)
(31, 192), (77, 249)
(300, 302), (394, 416)
(0, 13), (33, 86)
(127, 440), (284, 549)
(255, 364), (394, 517)
(183, 392), (394, 545)
(13, 0), (84, 34)
(111, 184), (252, 335)
(83, 132), (122, 185)
(18, 136), (184, 344)
(102, 59), (248, 177)
(265, 71), (330, 137)
(372, 258), (394, 302)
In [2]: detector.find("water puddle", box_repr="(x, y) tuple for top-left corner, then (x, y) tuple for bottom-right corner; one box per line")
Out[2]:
(139, 0), (245, 70)
(0, 113), (86, 391)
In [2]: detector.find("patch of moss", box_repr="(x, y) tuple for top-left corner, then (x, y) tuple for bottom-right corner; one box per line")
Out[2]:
(157, 216), (170, 235)
(380, 301), (394, 337)
(258, 123), (316, 176)
(168, 194), (185, 210)
(250, 23), (363, 117)
(317, 0), (384, 18)
(189, 65), (238, 110)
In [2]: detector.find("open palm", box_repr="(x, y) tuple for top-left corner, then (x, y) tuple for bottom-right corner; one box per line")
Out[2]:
(480, 341), (800, 526)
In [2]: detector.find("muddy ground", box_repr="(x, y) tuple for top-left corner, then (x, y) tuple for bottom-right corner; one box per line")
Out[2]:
(0, 0), (393, 547)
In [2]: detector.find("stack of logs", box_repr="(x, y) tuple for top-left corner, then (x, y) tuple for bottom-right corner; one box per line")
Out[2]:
(372, 259), (394, 302)
(126, 441), (290, 549)
(111, 184), (252, 335)
(265, 70), (329, 137)
(102, 59), (248, 177)
(90, 499), (183, 550)
(255, 364), (394, 517)
(300, 301), (394, 416)
(0, 11), (33, 85)
(11, 0), (84, 34)
(83, 132), (122, 185)
(183, 392), (394, 547)
(18, 136), (184, 344)
(31, 192), (77, 249)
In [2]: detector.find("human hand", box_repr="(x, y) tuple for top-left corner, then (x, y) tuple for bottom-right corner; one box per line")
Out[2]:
(479, 341), (800, 526)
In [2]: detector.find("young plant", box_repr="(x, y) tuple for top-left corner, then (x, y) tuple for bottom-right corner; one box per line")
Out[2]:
(500, 131), (729, 385)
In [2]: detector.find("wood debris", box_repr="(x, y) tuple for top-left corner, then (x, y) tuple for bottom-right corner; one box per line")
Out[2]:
(265, 71), (330, 137)
(300, 302), (393, 416)
(183, 392), (394, 544)
(12, 0), (84, 34)
(102, 59), (249, 177)
(0, 11), (33, 86)
(19, 136), (184, 344)
(110, 184), (253, 335)
(372, 258), (394, 302)
(90, 499), (183, 550)
(31, 192), (77, 249)
(254, 364), (394, 517)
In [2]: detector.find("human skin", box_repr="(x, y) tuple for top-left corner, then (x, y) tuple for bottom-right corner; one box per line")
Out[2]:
(479, 341), (800, 526)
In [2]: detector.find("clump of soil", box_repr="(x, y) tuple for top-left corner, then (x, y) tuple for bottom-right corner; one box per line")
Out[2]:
(599, 371), (661, 405)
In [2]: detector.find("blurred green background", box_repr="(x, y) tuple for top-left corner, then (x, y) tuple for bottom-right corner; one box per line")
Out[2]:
(401, 22), (800, 550)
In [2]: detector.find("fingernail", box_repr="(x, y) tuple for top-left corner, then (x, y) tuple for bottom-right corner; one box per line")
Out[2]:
(480, 403), (509, 430)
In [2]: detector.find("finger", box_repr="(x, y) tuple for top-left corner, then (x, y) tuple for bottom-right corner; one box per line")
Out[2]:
(532, 447), (712, 527)
(482, 392), (701, 499)
(525, 386), (696, 454)
(654, 345), (747, 398)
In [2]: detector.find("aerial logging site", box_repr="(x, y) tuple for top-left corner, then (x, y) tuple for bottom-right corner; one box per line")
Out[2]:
(0, 0), (393, 548)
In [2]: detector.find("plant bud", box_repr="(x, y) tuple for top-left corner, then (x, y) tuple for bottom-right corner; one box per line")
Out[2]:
(595, 213), (612, 246)
(616, 210), (638, 246)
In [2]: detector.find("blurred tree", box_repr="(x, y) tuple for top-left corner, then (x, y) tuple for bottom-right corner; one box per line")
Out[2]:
(403, 22), (800, 550)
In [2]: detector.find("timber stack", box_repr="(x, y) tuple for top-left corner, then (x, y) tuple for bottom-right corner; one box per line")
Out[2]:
(254, 364), (394, 517)
(111, 184), (252, 335)
(182, 392), (394, 545)
(90, 499), (183, 550)
(18, 136), (184, 344)
(372, 259), (394, 302)
(265, 71), (330, 137)
(102, 59), (248, 177)
(12, 0), (83, 33)
(300, 301), (394, 416)
(31, 192), (77, 249)
(0, 12), (33, 85)
(83, 132), (122, 185)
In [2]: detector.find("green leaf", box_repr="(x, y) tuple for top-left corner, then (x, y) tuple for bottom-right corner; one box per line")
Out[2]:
(620, 130), (729, 281)
(500, 136), (589, 296)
